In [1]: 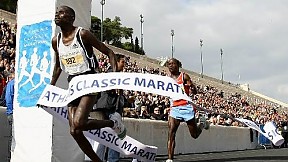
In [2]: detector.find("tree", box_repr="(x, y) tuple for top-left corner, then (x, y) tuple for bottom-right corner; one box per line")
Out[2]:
(102, 16), (133, 45)
(130, 37), (134, 52)
(134, 37), (140, 54)
(103, 17), (120, 44)
(0, 0), (17, 13)
(90, 16), (101, 40)
(122, 42), (133, 52)
(121, 36), (134, 53)
(90, 15), (145, 55)
(122, 26), (133, 40)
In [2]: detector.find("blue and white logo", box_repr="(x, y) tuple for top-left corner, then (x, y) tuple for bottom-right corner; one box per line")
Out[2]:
(17, 20), (52, 107)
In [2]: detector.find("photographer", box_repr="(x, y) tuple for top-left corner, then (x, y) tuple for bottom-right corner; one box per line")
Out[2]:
(281, 121), (288, 148)
(93, 53), (126, 162)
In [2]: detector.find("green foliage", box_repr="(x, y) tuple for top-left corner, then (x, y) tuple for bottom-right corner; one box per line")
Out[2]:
(0, 0), (17, 13)
(134, 37), (140, 53)
(103, 16), (133, 46)
(123, 42), (133, 52)
(91, 15), (144, 55)
(133, 37), (144, 55)
(90, 16), (101, 40)
(2, 3), (145, 55)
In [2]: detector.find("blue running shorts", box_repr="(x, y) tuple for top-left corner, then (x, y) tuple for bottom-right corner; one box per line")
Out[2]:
(169, 104), (195, 121)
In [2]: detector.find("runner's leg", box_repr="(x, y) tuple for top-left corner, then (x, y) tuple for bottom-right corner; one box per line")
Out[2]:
(167, 116), (180, 160)
(69, 95), (113, 162)
(186, 118), (202, 139)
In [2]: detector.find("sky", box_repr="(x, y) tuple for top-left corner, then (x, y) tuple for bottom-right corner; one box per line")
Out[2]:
(91, 0), (288, 104)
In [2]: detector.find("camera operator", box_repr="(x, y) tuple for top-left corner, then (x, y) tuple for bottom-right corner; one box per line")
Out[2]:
(281, 121), (288, 148)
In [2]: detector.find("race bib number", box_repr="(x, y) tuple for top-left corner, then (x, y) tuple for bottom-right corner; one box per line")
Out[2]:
(61, 53), (84, 66)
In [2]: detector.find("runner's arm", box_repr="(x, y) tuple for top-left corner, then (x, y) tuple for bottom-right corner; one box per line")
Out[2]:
(80, 29), (117, 72)
(183, 73), (197, 95)
(50, 36), (62, 85)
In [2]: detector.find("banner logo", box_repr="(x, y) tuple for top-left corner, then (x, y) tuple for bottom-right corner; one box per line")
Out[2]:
(17, 20), (52, 107)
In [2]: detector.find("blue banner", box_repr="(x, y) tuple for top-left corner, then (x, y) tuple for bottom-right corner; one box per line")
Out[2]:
(17, 20), (52, 107)
(259, 124), (271, 145)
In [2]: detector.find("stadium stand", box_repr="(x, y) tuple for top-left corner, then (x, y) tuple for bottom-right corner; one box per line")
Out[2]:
(1, 8), (287, 130)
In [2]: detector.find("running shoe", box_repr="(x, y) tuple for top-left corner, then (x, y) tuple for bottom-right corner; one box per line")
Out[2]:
(166, 159), (173, 162)
(109, 112), (127, 139)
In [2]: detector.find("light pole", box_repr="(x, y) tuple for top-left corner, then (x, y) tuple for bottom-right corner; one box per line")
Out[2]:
(171, 29), (175, 58)
(140, 14), (144, 54)
(220, 48), (224, 84)
(100, 0), (106, 42)
(200, 39), (204, 78)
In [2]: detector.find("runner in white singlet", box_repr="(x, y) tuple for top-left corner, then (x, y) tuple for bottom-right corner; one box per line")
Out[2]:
(50, 6), (126, 162)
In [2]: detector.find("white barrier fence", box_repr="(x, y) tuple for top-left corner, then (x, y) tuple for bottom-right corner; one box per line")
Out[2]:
(123, 118), (257, 155)
(0, 107), (257, 161)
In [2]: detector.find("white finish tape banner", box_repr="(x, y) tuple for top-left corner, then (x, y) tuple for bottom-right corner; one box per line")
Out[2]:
(263, 122), (285, 146)
(41, 106), (157, 162)
(36, 72), (193, 161)
(236, 118), (284, 146)
(37, 72), (191, 108)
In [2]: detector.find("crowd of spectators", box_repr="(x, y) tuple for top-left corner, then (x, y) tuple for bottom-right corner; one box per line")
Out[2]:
(0, 18), (16, 100)
(1, 16), (287, 129)
(96, 52), (288, 130)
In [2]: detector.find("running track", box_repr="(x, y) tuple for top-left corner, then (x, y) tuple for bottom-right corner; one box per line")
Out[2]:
(120, 148), (288, 162)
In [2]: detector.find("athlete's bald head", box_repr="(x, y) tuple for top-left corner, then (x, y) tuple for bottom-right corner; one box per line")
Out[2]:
(61, 5), (75, 18)
(167, 58), (182, 68)
(55, 5), (75, 24)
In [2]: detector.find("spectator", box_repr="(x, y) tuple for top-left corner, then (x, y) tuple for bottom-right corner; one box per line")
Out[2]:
(1, 15), (287, 132)
(139, 106), (150, 119)
(94, 53), (126, 162)
(150, 106), (169, 121)
(281, 121), (288, 148)
(5, 72), (14, 161)
(5, 72), (14, 115)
